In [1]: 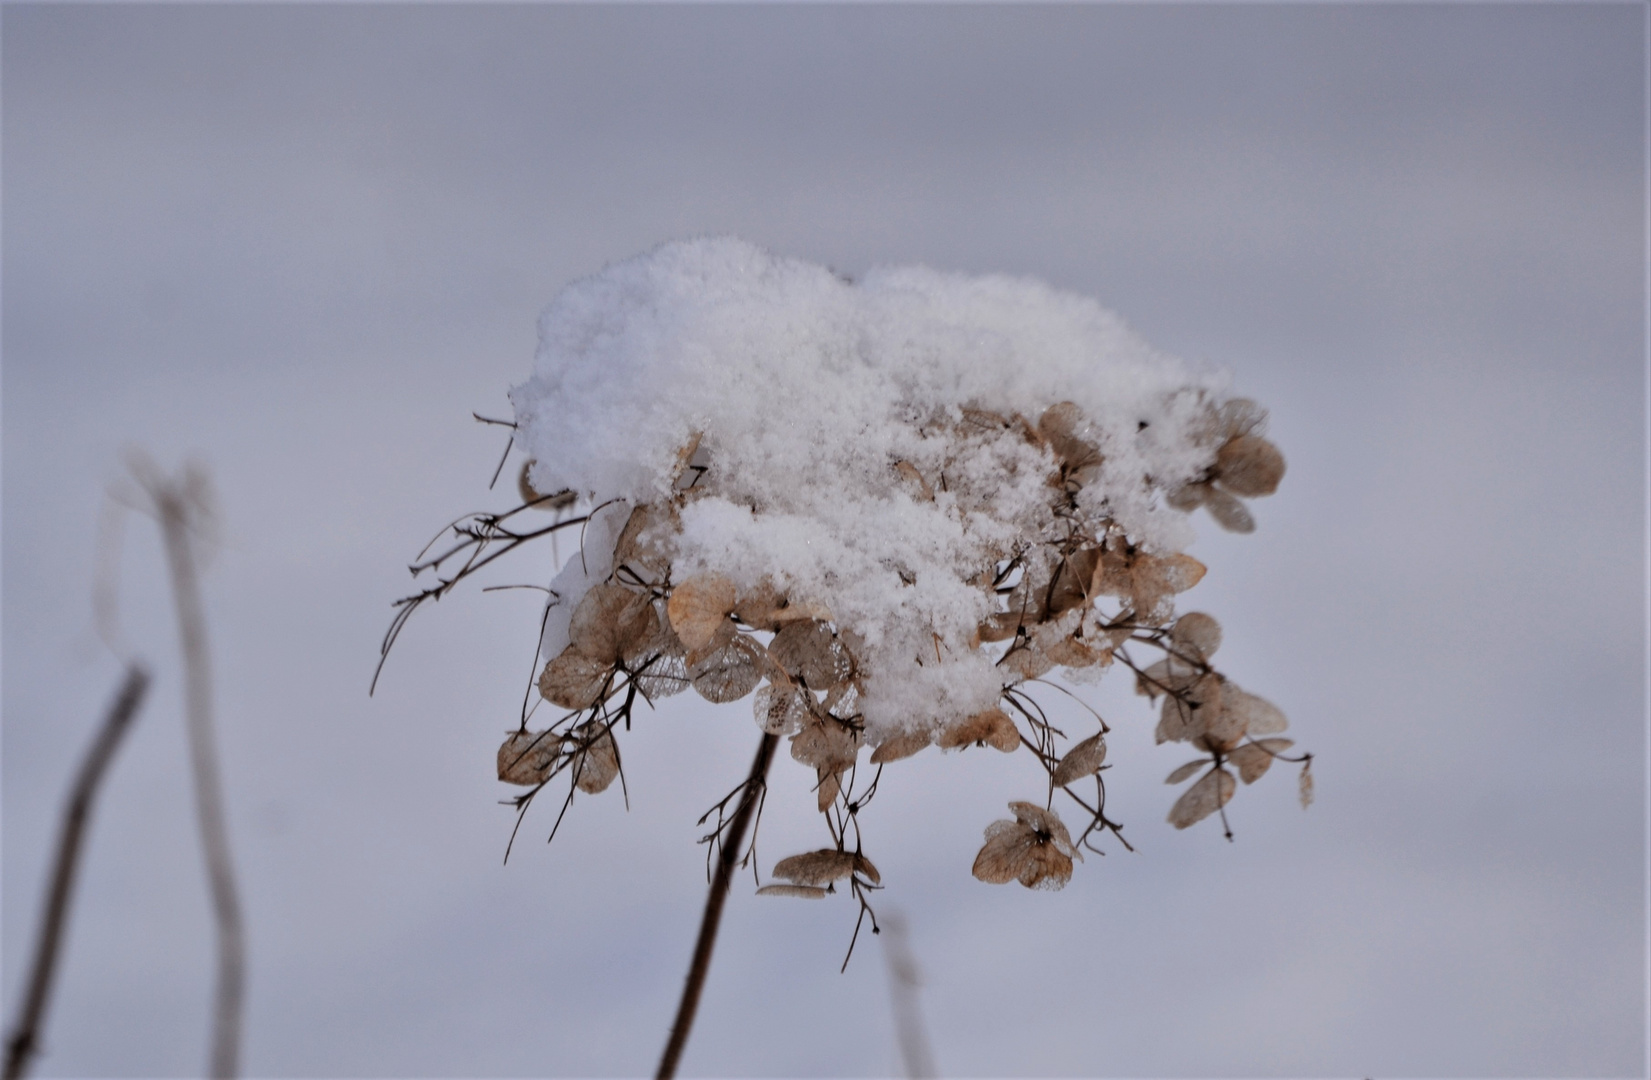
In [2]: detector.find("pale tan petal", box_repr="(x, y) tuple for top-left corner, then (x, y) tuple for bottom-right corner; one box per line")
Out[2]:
(633, 648), (691, 701)
(538, 648), (614, 710)
(768, 620), (853, 689)
(612, 503), (676, 581)
(732, 578), (786, 631)
(768, 598), (834, 625)
(569, 724), (619, 795)
(1165, 759), (1208, 785)
(1253, 737), (1295, 754)
(937, 708), (1020, 753)
(1037, 401), (1102, 473)
(1167, 767), (1235, 829)
(1046, 547), (1102, 616)
(1008, 801), (1078, 859)
(667, 574), (738, 653)
(1019, 845), (1075, 890)
(1217, 397), (1267, 440)
(815, 768), (842, 812)
(1169, 612), (1223, 661)
(687, 634), (766, 703)
(497, 730), (559, 786)
(1227, 743), (1274, 784)
(971, 820), (1034, 885)
(1224, 685), (1288, 736)
(1203, 487), (1256, 534)
(1156, 673), (1222, 744)
(870, 730), (932, 764)
(1152, 554), (1208, 595)
(756, 884), (828, 899)
(852, 853), (881, 885)
(1051, 732), (1108, 786)
(999, 641), (1055, 682)
(1215, 435), (1285, 497)
(790, 716), (861, 771)
(1165, 482), (1210, 512)
(893, 460), (935, 501)
(752, 680), (811, 736)
(772, 849), (858, 886)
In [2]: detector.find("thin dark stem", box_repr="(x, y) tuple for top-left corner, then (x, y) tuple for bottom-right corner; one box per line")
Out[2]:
(656, 731), (778, 1080)
(4, 665), (149, 1080)
(157, 488), (244, 1080)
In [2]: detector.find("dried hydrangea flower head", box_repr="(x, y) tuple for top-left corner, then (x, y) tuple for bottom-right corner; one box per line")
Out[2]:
(383, 237), (1310, 950)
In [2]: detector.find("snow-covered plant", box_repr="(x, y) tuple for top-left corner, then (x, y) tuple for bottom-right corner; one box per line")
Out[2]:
(379, 237), (1309, 1072)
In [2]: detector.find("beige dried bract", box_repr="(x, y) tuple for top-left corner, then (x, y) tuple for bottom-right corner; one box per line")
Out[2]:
(768, 620), (853, 690)
(937, 708), (1020, 753)
(790, 715), (861, 772)
(870, 730), (932, 764)
(538, 648), (615, 711)
(1051, 732), (1107, 786)
(753, 680), (812, 736)
(497, 730), (559, 786)
(569, 583), (660, 666)
(756, 883), (828, 899)
(1167, 767), (1235, 829)
(1169, 612), (1222, 663)
(1222, 686), (1288, 737)
(1228, 737), (1294, 784)
(772, 849), (870, 887)
(1215, 434), (1286, 498)
(1155, 672), (1224, 745)
(687, 634), (767, 704)
(667, 574), (738, 654)
(971, 801), (1080, 891)
(568, 723), (619, 795)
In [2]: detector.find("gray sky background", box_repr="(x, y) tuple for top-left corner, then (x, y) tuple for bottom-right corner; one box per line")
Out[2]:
(3, 4), (1645, 1077)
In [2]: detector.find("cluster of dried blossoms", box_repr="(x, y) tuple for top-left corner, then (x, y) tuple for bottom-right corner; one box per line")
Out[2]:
(461, 392), (1310, 924)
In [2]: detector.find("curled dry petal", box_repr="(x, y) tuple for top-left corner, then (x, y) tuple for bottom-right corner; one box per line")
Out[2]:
(773, 849), (858, 886)
(667, 574), (738, 654)
(497, 730), (559, 786)
(1167, 767), (1235, 829)
(768, 619), (853, 689)
(1037, 401), (1103, 473)
(570, 583), (660, 665)
(568, 724), (619, 795)
(756, 884), (828, 899)
(870, 730), (932, 764)
(538, 648), (614, 711)
(1215, 434), (1285, 497)
(1050, 732), (1107, 786)
(1227, 744), (1275, 784)
(937, 708), (1020, 753)
(1170, 612), (1222, 662)
(815, 767), (841, 812)
(688, 633), (766, 703)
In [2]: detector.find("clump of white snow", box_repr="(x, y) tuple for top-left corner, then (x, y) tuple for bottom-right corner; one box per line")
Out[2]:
(510, 237), (1275, 740)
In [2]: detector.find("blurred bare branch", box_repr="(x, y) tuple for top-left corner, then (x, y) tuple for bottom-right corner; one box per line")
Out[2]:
(880, 910), (937, 1079)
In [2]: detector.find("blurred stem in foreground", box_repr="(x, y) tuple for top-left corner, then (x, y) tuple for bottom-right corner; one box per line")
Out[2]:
(3, 665), (150, 1080)
(656, 731), (779, 1080)
(147, 462), (245, 1080)
(880, 910), (937, 1079)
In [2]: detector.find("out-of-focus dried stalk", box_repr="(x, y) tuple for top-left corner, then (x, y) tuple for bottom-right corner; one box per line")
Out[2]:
(3, 665), (149, 1080)
(656, 731), (779, 1080)
(153, 472), (244, 1080)
(880, 910), (937, 1079)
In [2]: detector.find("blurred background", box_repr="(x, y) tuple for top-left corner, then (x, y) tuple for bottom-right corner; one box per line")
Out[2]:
(3, 4), (1644, 1076)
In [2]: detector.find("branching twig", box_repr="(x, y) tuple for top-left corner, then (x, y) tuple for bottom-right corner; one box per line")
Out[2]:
(3, 666), (150, 1080)
(657, 731), (779, 1080)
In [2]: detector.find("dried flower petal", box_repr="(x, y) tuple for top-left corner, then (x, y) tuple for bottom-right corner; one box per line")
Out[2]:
(1202, 487), (1256, 534)
(1165, 758), (1208, 785)
(1156, 673), (1223, 744)
(569, 583), (660, 665)
(971, 802), (1078, 890)
(632, 648), (691, 701)
(497, 730), (559, 786)
(568, 723), (619, 794)
(1051, 731), (1107, 786)
(1226, 743), (1275, 784)
(1215, 434), (1285, 498)
(1167, 767), (1235, 829)
(1223, 685), (1288, 736)
(688, 633), (766, 703)
(753, 680), (812, 736)
(894, 460), (935, 501)
(937, 708), (1020, 753)
(870, 730), (932, 764)
(1299, 763), (1315, 809)
(732, 578), (786, 630)
(815, 767), (842, 812)
(791, 715), (861, 771)
(768, 619), (853, 690)
(538, 647), (614, 710)
(756, 883), (828, 899)
(773, 849), (858, 886)
(667, 574), (738, 654)
(1169, 612), (1222, 661)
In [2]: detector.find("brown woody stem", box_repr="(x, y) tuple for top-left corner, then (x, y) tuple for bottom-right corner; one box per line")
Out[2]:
(655, 730), (778, 1080)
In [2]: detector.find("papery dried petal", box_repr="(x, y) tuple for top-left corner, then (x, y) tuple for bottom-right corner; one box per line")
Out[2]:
(870, 730), (932, 764)
(894, 460), (935, 501)
(853, 853), (882, 885)
(1165, 759), (1208, 785)
(1051, 732), (1107, 786)
(1215, 435), (1285, 497)
(612, 503), (675, 581)
(667, 574), (738, 653)
(1167, 767), (1235, 829)
(938, 708), (1020, 753)
(756, 884), (828, 899)
(1227, 743), (1275, 784)
(688, 633), (766, 703)
(1165, 482), (1209, 512)
(791, 715), (861, 771)
(1169, 612), (1222, 662)
(1037, 402), (1102, 473)
(1156, 673), (1223, 744)
(1047, 548), (1102, 617)
(1008, 801), (1078, 859)
(632, 648), (691, 702)
(733, 578), (786, 631)
(1217, 397), (1267, 440)
(815, 767), (841, 812)
(970, 820), (1029, 885)
(497, 730), (559, 786)
(538, 648), (614, 710)
(999, 641), (1055, 682)
(1203, 487), (1256, 534)
(569, 724), (619, 794)
(1223, 685), (1288, 736)
(570, 583), (660, 665)
(773, 849), (858, 886)
(768, 619), (853, 689)
(753, 680), (812, 736)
